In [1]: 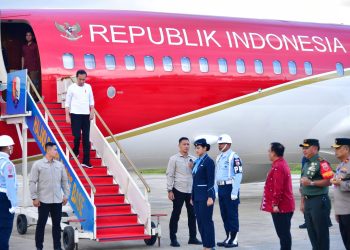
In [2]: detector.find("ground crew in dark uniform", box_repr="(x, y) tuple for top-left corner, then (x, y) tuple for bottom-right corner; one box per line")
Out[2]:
(330, 138), (350, 250)
(299, 139), (334, 250)
(192, 138), (216, 250)
(215, 134), (242, 248)
(0, 135), (17, 250)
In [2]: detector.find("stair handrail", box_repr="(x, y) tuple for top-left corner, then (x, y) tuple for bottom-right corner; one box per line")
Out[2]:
(94, 110), (151, 193)
(28, 78), (96, 194)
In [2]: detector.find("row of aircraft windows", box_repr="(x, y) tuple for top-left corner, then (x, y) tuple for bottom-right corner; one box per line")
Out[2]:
(62, 53), (345, 76)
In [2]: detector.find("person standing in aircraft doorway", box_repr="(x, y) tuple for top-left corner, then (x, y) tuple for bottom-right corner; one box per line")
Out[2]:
(65, 69), (95, 168)
(215, 134), (242, 248)
(21, 31), (40, 96)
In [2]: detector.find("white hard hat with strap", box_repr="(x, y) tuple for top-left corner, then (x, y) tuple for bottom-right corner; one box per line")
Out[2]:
(217, 134), (232, 144)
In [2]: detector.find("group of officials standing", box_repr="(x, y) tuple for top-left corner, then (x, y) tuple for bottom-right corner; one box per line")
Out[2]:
(167, 134), (242, 249)
(167, 136), (350, 250)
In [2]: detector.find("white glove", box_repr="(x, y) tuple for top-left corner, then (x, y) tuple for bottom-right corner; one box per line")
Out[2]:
(9, 207), (16, 214)
(231, 194), (238, 200)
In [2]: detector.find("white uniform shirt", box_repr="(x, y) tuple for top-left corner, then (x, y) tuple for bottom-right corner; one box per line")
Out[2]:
(65, 83), (94, 115)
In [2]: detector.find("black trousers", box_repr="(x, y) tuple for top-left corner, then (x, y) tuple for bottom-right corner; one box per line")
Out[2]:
(35, 202), (62, 249)
(71, 113), (91, 165)
(169, 188), (197, 241)
(272, 212), (293, 250)
(304, 195), (331, 250)
(339, 214), (350, 250)
(0, 193), (14, 250)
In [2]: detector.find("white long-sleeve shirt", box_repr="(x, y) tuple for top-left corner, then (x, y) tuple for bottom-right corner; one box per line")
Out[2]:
(65, 83), (94, 115)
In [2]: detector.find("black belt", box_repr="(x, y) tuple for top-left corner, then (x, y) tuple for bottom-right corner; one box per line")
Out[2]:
(304, 194), (326, 200)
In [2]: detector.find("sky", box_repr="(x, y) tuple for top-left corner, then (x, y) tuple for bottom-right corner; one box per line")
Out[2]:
(2, 0), (350, 25)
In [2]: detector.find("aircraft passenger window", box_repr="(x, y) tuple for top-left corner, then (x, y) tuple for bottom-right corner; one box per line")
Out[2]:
(199, 57), (209, 73)
(84, 54), (96, 69)
(125, 55), (136, 71)
(181, 57), (191, 73)
(288, 61), (297, 75)
(144, 56), (155, 71)
(218, 58), (228, 73)
(163, 56), (173, 72)
(236, 59), (246, 74)
(254, 59), (263, 74)
(62, 53), (74, 69)
(336, 62), (344, 76)
(105, 54), (116, 70)
(273, 60), (282, 74)
(304, 62), (313, 75)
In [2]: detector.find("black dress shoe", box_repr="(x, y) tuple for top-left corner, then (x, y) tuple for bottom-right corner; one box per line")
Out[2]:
(224, 232), (238, 248)
(225, 242), (238, 248)
(170, 240), (180, 247)
(299, 222), (307, 229)
(217, 231), (229, 247)
(188, 237), (202, 245)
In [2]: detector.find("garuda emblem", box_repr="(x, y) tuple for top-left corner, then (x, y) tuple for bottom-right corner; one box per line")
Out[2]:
(55, 22), (83, 41)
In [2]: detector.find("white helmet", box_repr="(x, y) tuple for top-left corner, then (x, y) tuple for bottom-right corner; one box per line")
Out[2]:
(217, 134), (232, 144)
(0, 135), (15, 147)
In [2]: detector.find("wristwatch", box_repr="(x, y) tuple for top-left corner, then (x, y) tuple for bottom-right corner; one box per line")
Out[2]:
(310, 181), (315, 186)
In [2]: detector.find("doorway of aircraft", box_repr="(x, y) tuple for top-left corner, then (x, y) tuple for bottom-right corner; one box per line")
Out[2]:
(0, 21), (42, 97)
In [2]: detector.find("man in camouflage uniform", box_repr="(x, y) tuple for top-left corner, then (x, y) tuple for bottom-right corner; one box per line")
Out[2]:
(299, 139), (334, 250)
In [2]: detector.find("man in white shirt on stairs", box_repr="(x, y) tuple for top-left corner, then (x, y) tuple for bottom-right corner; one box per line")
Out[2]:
(65, 69), (95, 168)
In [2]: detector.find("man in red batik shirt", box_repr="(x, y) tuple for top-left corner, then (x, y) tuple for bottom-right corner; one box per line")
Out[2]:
(261, 142), (295, 250)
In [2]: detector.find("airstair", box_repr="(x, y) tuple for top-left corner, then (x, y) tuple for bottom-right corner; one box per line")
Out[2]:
(0, 72), (158, 249)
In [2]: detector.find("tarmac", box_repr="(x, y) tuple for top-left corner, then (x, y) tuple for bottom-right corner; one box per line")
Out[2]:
(10, 174), (344, 250)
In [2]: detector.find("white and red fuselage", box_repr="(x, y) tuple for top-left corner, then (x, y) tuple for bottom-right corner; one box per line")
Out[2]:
(1, 10), (350, 181)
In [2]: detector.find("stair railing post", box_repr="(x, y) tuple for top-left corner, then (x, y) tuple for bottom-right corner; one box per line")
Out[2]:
(22, 118), (29, 207)
(144, 188), (149, 201)
(44, 112), (48, 123)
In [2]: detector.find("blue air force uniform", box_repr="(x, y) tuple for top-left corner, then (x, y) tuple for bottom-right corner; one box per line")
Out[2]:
(215, 149), (243, 247)
(0, 151), (17, 250)
(192, 153), (216, 249)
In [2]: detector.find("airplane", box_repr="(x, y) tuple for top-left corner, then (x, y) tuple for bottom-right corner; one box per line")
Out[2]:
(1, 9), (350, 182)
